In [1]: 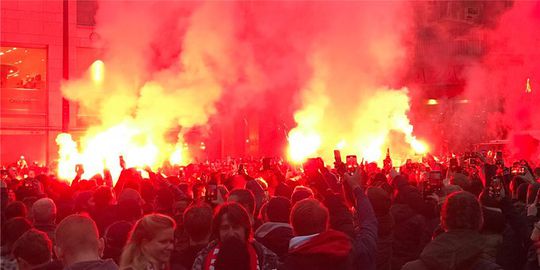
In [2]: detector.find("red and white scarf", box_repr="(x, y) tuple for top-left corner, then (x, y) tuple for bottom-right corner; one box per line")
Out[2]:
(203, 242), (259, 270)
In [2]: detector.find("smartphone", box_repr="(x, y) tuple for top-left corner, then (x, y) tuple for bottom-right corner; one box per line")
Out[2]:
(303, 157), (323, 173)
(206, 184), (218, 201)
(490, 177), (502, 197)
(346, 155), (358, 174)
(334, 150), (342, 164)
(423, 170), (443, 199)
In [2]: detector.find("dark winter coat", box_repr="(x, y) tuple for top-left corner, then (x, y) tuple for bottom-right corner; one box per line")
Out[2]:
(375, 213), (394, 270)
(390, 203), (427, 270)
(401, 230), (502, 270)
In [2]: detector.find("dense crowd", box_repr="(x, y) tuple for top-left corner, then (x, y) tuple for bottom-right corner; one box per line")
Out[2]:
(3, 152), (540, 270)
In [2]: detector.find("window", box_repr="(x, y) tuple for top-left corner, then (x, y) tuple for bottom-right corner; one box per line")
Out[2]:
(77, 0), (98, 26)
(0, 47), (47, 89)
(0, 46), (48, 127)
(465, 7), (480, 22)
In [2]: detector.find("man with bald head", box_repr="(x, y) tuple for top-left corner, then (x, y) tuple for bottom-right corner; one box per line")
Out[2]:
(54, 214), (118, 270)
(32, 198), (57, 244)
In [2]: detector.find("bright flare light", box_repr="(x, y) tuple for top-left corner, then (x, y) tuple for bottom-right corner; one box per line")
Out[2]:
(90, 60), (105, 85)
(288, 85), (429, 166)
(56, 121), (190, 183)
(336, 139), (346, 150)
(411, 139), (429, 154)
(56, 60), (192, 183)
(169, 145), (185, 165)
(287, 130), (321, 163)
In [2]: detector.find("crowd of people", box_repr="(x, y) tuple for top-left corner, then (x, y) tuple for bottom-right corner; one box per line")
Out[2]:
(3, 151), (540, 270)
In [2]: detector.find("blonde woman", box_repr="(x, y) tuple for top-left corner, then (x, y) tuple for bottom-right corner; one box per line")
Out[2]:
(120, 214), (176, 270)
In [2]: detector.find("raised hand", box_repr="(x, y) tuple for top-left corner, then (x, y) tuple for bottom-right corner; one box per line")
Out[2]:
(119, 155), (126, 170)
(343, 167), (362, 191)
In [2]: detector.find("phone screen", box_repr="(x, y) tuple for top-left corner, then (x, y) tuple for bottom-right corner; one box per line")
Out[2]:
(346, 155), (358, 173)
(334, 150), (342, 163)
(206, 184), (218, 201)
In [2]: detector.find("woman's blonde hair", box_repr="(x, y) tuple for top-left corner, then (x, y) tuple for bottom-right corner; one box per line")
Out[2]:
(119, 213), (176, 270)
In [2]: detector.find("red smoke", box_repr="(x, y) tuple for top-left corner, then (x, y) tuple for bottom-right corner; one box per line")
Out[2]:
(60, 0), (540, 168)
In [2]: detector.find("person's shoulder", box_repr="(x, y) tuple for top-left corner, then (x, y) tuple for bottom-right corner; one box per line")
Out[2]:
(401, 259), (427, 270)
(33, 260), (63, 270)
(252, 240), (279, 267)
(471, 258), (503, 270)
(253, 239), (276, 253)
(192, 241), (218, 270)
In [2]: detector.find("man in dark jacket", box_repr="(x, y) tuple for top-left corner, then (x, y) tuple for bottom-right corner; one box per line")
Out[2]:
(54, 214), (118, 270)
(254, 196), (294, 259)
(402, 191), (502, 270)
(391, 176), (429, 270)
(171, 203), (213, 270)
(281, 169), (378, 270)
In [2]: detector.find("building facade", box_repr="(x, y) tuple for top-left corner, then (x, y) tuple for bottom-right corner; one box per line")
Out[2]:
(1, 0), (99, 165)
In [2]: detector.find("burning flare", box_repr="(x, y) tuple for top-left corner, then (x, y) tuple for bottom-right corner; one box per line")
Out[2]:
(56, 60), (193, 183)
(288, 86), (429, 165)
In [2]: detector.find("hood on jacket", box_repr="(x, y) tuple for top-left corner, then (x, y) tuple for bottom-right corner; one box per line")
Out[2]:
(289, 230), (352, 258)
(254, 222), (292, 238)
(419, 230), (487, 270)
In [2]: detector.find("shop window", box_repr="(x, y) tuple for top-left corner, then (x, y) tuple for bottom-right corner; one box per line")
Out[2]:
(0, 46), (47, 89)
(0, 46), (48, 127)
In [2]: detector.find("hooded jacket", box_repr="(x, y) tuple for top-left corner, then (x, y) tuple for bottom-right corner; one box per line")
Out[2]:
(401, 230), (502, 270)
(280, 230), (353, 270)
(254, 222), (293, 259)
(279, 186), (377, 270)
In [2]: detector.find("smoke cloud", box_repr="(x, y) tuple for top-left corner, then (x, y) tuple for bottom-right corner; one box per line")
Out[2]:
(408, 1), (540, 160)
(58, 0), (439, 178)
